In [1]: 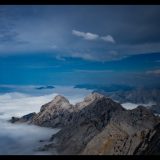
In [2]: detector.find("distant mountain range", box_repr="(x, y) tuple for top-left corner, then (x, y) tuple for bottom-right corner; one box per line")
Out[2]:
(10, 92), (160, 155)
(35, 85), (55, 90)
(74, 84), (160, 114)
(74, 84), (135, 92)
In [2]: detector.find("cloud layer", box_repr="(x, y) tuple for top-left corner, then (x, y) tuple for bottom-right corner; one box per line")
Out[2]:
(0, 92), (59, 155)
(0, 85), (93, 155)
(72, 30), (115, 43)
(101, 35), (115, 43)
(72, 30), (99, 40)
(121, 102), (154, 110)
(0, 120), (59, 155)
(0, 6), (160, 61)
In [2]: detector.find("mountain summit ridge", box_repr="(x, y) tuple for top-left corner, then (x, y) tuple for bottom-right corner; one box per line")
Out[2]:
(10, 92), (160, 155)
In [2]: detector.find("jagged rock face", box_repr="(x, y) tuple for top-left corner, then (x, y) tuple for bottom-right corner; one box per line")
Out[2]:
(81, 106), (160, 155)
(41, 93), (125, 155)
(31, 95), (75, 127)
(9, 92), (160, 155)
(75, 92), (105, 110)
(43, 104), (160, 155)
(10, 112), (36, 123)
(38, 94), (160, 155)
(135, 123), (160, 155)
(33, 92), (123, 128)
(81, 123), (156, 155)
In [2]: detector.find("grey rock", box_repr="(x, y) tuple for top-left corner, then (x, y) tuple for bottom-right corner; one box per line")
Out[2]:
(9, 112), (36, 123)
(9, 117), (20, 123)
(31, 95), (75, 127)
(135, 123), (160, 155)
(46, 104), (160, 155)
(10, 92), (160, 155)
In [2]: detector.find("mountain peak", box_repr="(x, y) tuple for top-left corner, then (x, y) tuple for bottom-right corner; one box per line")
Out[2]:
(75, 92), (108, 110)
(84, 92), (105, 102)
(9, 92), (160, 155)
(38, 95), (71, 116)
(52, 95), (70, 104)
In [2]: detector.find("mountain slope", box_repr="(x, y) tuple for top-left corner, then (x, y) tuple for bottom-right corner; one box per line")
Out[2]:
(10, 92), (160, 155)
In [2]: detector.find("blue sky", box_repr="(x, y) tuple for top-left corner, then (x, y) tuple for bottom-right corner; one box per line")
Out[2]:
(0, 5), (160, 87)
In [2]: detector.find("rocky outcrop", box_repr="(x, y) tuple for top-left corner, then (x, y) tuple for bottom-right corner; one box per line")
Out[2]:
(40, 93), (124, 155)
(135, 123), (160, 155)
(81, 106), (160, 155)
(31, 92), (123, 128)
(9, 112), (36, 123)
(10, 92), (160, 155)
(40, 104), (160, 155)
(31, 95), (76, 128)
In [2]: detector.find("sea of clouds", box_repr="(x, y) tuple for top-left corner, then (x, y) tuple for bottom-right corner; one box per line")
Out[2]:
(0, 85), (93, 155)
(0, 85), (154, 154)
(121, 102), (155, 110)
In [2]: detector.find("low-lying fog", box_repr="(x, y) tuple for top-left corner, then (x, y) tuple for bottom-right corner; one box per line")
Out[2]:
(0, 85), (92, 155)
(121, 102), (154, 110)
(0, 85), (155, 154)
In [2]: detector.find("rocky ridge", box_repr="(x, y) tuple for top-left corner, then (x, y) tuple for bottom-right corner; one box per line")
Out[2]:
(10, 92), (160, 155)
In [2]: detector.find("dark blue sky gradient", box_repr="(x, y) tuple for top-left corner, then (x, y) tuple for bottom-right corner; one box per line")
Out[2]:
(0, 5), (160, 86)
(0, 52), (160, 86)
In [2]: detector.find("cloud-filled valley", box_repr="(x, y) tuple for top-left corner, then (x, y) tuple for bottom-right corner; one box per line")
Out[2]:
(0, 91), (59, 155)
(0, 86), (93, 154)
(0, 85), (159, 154)
(0, 5), (160, 155)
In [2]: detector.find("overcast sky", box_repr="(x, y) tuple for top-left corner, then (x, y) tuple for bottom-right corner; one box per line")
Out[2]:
(0, 5), (160, 86)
